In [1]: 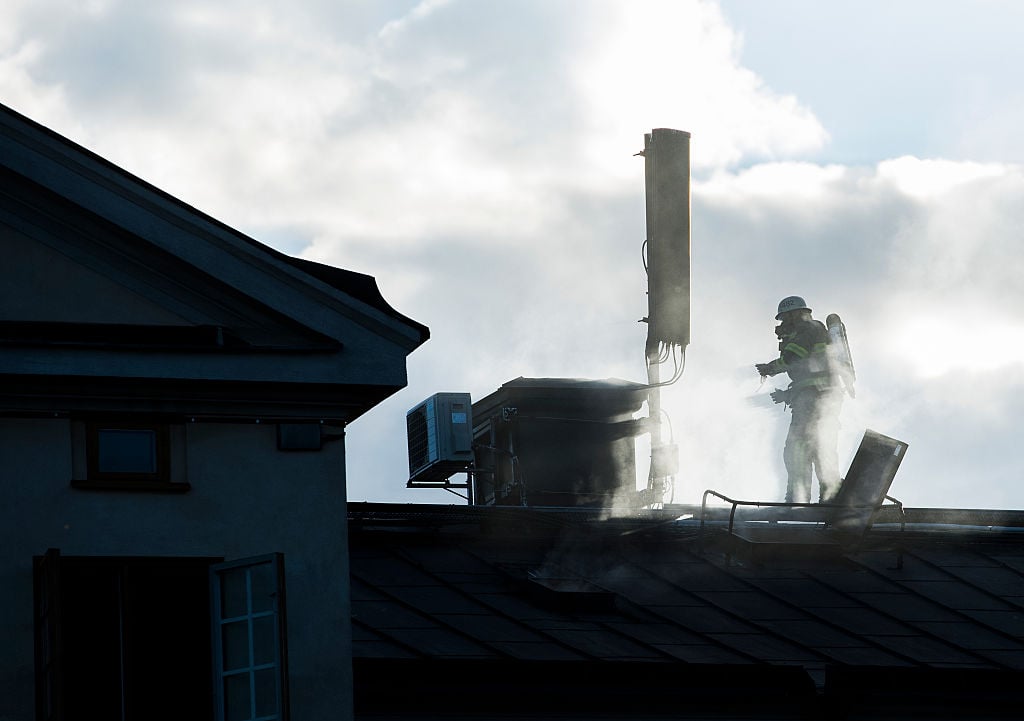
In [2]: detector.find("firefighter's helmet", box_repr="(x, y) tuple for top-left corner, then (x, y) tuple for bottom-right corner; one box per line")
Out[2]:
(776, 295), (810, 320)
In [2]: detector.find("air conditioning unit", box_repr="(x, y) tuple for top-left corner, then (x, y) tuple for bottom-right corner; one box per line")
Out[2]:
(406, 392), (473, 485)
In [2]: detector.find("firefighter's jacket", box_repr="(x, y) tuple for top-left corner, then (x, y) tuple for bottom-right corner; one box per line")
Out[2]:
(762, 318), (834, 394)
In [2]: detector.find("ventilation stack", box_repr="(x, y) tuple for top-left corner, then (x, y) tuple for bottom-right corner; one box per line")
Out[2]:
(469, 377), (649, 508)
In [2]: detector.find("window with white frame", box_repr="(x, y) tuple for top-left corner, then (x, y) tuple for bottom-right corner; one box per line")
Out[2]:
(211, 553), (290, 721)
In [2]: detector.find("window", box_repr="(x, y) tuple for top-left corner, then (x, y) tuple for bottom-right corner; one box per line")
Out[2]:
(87, 423), (168, 481)
(34, 552), (288, 721)
(34, 551), (218, 720)
(211, 554), (290, 721)
(72, 421), (188, 492)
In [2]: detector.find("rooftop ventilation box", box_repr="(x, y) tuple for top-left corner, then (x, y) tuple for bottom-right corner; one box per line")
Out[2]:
(406, 392), (473, 485)
(470, 377), (649, 507)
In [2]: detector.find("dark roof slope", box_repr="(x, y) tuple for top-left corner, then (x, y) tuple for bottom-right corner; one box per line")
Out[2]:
(349, 502), (1024, 716)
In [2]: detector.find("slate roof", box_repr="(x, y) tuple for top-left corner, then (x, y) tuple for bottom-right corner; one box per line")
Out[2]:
(349, 502), (1024, 715)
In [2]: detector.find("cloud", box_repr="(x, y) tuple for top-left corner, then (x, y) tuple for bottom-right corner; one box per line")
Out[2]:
(3, 1), (1024, 509)
(585, 148), (1022, 509)
(566, 1), (829, 176)
(1, 1), (831, 246)
(876, 156), (1010, 198)
(378, 0), (453, 44)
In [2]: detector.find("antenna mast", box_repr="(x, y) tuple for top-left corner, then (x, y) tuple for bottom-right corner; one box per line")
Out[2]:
(640, 128), (691, 506)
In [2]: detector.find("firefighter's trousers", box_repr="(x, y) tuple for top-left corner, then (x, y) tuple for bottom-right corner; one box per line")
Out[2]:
(784, 387), (843, 503)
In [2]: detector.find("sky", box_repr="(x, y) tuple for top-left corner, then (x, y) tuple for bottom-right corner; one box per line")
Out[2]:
(3, 0), (1024, 510)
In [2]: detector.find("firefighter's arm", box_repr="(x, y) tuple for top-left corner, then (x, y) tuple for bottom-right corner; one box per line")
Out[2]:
(757, 339), (813, 377)
(755, 359), (784, 377)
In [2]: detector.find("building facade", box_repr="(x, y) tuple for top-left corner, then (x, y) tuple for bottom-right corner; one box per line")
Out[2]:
(0, 102), (427, 721)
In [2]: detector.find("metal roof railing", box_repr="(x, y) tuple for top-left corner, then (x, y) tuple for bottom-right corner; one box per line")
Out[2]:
(698, 488), (906, 556)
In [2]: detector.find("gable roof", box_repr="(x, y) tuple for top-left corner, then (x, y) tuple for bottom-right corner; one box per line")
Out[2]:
(349, 502), (1024, 716)
(0, 102), (428, 420)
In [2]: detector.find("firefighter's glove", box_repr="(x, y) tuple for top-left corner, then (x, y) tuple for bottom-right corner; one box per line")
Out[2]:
(770, 388), (791, 405)
(755, 363), (773, 378)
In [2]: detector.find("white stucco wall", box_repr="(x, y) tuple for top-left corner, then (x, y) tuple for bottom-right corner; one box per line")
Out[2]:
(0, 417), (353, 721)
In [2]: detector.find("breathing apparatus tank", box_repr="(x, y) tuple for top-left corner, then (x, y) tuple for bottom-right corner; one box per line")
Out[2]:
(826, 313), (856, 398)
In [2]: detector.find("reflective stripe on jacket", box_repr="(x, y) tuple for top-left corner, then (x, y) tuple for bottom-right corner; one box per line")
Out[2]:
(765, 318), (834, 392)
